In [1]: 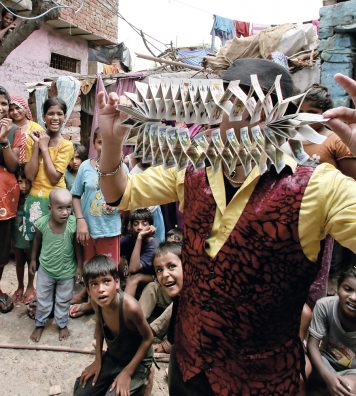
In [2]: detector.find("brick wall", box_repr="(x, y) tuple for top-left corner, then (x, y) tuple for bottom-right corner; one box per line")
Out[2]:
(59, 0), (119, 44)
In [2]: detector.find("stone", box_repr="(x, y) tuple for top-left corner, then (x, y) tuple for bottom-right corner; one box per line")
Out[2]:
(49, 385), (61, 395)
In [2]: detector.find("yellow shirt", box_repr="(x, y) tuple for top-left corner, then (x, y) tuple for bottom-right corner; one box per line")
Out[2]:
(119, 157), (356, 261)
(25, 137), (74, 198)
(27, 120), (44, 135)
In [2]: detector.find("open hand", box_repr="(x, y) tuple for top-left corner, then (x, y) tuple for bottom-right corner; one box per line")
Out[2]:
(324, 373), (355, 396)
(323, 73), (356, 156)
(76, 219), (90, 246)
(97, 91), (131, 144)
(110, 370), (131, 396)
(79, 360), (102, 388)
(0, 118), (13, 142)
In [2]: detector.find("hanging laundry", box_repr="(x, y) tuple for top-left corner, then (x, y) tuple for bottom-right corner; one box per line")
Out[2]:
(235, 21), (251, 38)
(251, 23), (271, 36)
(210, 15), (236, 50)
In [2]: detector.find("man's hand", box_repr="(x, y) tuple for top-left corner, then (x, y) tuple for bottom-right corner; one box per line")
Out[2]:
(110, 369), (131, 396)
(138, 225), (156, 239)
(97, 91), (131, 144)
(323, 73), (356, 156)
(79, 359), (102, 388)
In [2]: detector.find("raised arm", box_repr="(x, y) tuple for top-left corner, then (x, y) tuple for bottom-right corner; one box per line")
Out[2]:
(0, 118), (19, 172)
(323, 74), (356, 156)
(25, 132), (40, 181)
(98, 91), (130, 204)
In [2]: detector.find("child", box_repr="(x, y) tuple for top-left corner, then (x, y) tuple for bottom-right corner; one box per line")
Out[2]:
(0, 7), (17, 43)
(74, 255), (153, 396)
(166, 227), (183, 244)
(65, 143), (87, 191)
(24, 97), (74, 242)
(69, 128), (126, 318)
(307, 267), (356, 395)
(11, 166), (35, 304)
(29, 188), (82, 342)
(120, 208), (160, 297)
(150, 242), (183, 354)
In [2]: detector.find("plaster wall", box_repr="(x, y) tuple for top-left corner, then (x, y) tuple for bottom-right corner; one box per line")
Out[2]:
(0, 25), (88, 97)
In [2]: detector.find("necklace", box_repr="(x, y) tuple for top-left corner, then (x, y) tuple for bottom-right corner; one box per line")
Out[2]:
(223, 170), (245, 186)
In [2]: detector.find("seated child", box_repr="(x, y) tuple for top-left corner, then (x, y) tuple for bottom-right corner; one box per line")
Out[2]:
(11, 166), (35, 304)
(29, 188), (82, 342)
(74, 255), (153, 396)
(65, 143), (87, 191)
(0, 7), (17, 43)
(150, 242), (183, 354)
(166, 227), (183, 244)
(120, 208), (160, 297)
(307, 266), (356, 395)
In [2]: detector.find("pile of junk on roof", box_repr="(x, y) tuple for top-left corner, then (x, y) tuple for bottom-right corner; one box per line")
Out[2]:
(25, 16), (320, 152)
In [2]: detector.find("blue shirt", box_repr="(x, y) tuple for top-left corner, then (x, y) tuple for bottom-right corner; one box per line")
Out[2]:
(71, 159), (127, 239)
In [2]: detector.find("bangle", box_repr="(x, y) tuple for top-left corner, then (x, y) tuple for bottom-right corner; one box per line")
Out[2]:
(95, 160), (122, 177)
(76, 217), (85, 220)
(0, 140), (10, 149)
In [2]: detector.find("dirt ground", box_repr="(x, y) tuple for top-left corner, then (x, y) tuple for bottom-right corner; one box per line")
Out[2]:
(0, 261), (169, 396)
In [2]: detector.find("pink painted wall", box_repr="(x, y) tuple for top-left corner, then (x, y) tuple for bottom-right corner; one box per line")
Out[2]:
(0, 25), (88, 97)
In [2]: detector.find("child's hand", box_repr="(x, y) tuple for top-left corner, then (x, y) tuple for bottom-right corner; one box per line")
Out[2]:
(38, 131), (50, 151)
(76, 219), (90, 246)
(0, 118), (13, 142)
(30, 131), (41, 144)
(29, 260), (37, 276)
(110, 370), (131, 396)
(97, 91), (131, 144)
(138, 225), (156, 239)
(75, 268), (83, 284)
(79, 360), (102, 388)
(324, 372), (354, 396)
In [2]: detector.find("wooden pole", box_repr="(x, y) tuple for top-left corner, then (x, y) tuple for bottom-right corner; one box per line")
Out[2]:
(135, 52), (204, 71)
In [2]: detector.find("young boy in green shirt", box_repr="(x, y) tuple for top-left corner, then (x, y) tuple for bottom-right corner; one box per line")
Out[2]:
(75, 254), (153, 396)
(30, 188), (82, 342)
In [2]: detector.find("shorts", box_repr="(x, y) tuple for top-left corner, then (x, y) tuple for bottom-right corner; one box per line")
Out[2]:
(0, 219), (13, 265)
(321, 355), (356, 376)
(23, 195), (49, 242)
(83, 235), (120, 267)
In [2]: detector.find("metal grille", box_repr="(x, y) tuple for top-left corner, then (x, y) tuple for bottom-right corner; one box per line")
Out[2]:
(50, 53), (80, 73)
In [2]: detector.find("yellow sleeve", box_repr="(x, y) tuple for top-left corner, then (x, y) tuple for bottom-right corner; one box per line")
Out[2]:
(119, 165), (185, 211)
(54, 140), (74, 175)
(25, 135), (34, 163)
(300, 163), (356, 261)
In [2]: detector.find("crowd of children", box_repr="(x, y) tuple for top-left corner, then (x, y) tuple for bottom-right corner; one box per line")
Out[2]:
(1, 55), (356, 395)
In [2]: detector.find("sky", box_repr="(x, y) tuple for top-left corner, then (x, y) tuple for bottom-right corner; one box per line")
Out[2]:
(118, 0), (323, 71)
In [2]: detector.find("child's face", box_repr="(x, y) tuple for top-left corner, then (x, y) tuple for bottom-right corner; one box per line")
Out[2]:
(338, 276), (356, 319)
(17, 176), (31, 195)
(0, 95), (9, 119)
(154, 252), (183, 297)
(69, 152), (83, 172)
(94, 133), (103, 158)
(87, 274), (119, 307)
(49, 196), (72, 224)
(44, 105), (65, 133)
(132, 219), (150, 235)
(9, 104), (26, 123)
(2, 12), (14, 28)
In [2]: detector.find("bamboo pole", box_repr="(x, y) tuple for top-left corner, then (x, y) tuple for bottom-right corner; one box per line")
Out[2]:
(0, 343), (95, 355)
(135, 52), (204, 71)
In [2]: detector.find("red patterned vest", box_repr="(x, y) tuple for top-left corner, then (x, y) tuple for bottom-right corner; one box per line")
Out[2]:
(175, 164), (321, 396)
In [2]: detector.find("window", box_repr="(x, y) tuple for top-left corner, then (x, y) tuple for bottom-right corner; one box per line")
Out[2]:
(50, 53), (80, 73)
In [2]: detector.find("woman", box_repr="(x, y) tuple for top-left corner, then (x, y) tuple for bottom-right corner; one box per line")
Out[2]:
(0, 86), (22, 313)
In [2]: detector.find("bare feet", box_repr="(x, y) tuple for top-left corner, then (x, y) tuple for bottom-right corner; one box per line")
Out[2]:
(69, 302), (93, 318)
(30, 326), (44, 342)
(70, 288), (87, 304)
(23, 287), (36, 305)
(59, 326), (70, 341)
(11, 288), (24, 303)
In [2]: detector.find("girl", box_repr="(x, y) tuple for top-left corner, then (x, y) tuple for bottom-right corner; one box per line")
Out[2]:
(65, 143), (87, 191)
(308, 267), (356, 395)
(0, 85), (21, 313)
(0, 7), (17, 43)
(11, 166), (35, 304)
(70, 128), (126, 318)
(24, 97), (74, 241)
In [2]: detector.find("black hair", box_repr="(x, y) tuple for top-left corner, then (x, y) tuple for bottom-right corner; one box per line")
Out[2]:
(93, 127), (101, 144)
(166, 227), (183, 244)
(15, 164), (27, 180)
(73, 143), (87, 162)
(337, 266), (356, 289)
(130, 208), (153, 225)
(83, 254), (118, 287)
(153, 242), (182, 265)
(304, 83), (334, 112)
(43, 97), (67, 115)
(0, 86), (10, 104)
(1, 7), (15, 19)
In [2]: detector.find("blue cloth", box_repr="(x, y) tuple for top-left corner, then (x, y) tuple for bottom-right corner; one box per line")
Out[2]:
(177, 49), (210, 67)
(120, 234), (160, 275)
(71, 159), (127, 239)
(152, 206), (165, 243)
(65, 170), (76, 191)
(211, 15), (235, 41)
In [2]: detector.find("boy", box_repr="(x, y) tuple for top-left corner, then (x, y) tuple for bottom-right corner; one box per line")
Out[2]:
(74, 255), (153, 396)
(29, 188), (82, 342)
(166, 227), (183, 244)
(0, 7), (17, 43)
(120, 208), (160, 297)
